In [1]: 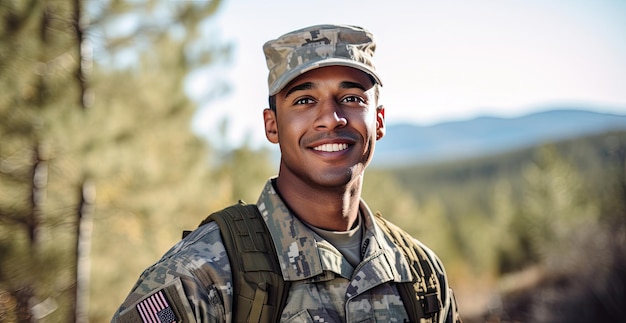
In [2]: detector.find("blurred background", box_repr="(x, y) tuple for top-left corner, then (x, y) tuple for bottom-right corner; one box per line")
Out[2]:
(1, 0), (625, 322)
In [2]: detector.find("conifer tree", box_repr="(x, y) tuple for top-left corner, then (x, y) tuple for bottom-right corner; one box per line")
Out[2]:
(0, 1), (237, 321)
(521, 145), (600, 264)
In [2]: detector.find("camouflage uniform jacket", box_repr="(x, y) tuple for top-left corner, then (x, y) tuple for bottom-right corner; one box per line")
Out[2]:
(112, 179), (456, 322)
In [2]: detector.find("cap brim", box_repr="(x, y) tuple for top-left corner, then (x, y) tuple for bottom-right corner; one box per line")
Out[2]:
(269, 58), (383, 96)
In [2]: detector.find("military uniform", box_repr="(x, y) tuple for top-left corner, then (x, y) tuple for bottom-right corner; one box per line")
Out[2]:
(113, 24), (461, 323)
(112, 179), (456, 322)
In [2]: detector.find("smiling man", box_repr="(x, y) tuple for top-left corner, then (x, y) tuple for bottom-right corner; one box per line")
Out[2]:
(112, 24), (461, 323)
(264, 65), (381, 232)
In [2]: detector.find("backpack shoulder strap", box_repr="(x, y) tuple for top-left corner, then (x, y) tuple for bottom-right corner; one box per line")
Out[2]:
(200, 201), (290, 323)
(188, 204), (454, 322)
(374, 212), (444, 323)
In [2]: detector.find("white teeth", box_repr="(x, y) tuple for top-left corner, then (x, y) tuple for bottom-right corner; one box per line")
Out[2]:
(313, 143), (348, 152)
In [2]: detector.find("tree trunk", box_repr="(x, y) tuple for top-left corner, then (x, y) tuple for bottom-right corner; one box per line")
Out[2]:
(29, 143), (47, 248)
(74, 178), (96, 323)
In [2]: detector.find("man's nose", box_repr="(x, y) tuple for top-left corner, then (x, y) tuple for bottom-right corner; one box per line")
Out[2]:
(314, 99), (347, 130)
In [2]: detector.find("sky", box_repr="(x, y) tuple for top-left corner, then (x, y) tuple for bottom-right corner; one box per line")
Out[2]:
(188, 0), (626, 149)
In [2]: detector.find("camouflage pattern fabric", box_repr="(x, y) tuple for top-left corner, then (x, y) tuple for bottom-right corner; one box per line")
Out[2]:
(112, 179), (456, 322)
(111, 219), (232, 322)
(263, 24), (383, 96)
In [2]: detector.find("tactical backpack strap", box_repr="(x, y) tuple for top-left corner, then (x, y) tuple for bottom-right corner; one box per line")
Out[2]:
(374, 212), (443, 323)
(200, 202), (290, 323)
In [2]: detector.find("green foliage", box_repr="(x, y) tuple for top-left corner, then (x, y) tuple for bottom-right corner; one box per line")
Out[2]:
(1, 0), (83, 321)
(214, 145), (276, 203)
(2, 0), (623, 321)
(0, 0), (262, 321)
(519, 145), (600, 263)
(368, 131), (626, 318)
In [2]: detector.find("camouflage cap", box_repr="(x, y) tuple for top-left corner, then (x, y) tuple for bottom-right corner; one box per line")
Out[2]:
(263, 24), (383, 96)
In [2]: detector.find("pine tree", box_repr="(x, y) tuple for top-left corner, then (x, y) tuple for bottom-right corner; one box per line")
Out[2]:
(0, 1), (237, 321)
(520, 145), (600, 265)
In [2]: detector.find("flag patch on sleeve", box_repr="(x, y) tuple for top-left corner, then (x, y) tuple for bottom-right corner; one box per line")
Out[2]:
(136, 290), (176, 323)
(117, 277), (196, 323)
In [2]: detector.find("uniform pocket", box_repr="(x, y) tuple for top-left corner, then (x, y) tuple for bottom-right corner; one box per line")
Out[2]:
(283, 309), (315, 323)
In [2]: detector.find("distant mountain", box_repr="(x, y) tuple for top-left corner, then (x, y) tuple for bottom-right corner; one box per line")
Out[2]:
(373, 109), (626, 167)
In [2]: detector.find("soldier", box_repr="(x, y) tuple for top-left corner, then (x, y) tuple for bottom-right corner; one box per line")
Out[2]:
(112, 24), (461, 323)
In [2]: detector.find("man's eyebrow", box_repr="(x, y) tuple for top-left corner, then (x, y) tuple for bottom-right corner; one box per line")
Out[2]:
(284, 82), (314, 97)
(284, 80), (369, 97)
(340, 81), (367, 91)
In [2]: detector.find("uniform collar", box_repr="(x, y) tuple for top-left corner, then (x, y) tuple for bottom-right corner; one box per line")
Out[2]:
(256, 178), (413, 283)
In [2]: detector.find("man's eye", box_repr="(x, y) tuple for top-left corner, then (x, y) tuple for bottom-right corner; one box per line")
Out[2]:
(342, 96), (364, 103)
(295, 97), (314, 105)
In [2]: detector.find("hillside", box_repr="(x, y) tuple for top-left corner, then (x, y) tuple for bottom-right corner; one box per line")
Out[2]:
(373, 108), (626, 167)
(385, 129), (626, 203)
(376, 130), (626, 322)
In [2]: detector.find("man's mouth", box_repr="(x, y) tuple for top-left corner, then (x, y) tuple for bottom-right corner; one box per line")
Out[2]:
(313, 143), (349, 152)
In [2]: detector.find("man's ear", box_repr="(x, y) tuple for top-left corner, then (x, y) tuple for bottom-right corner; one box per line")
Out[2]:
(263, 108), (279, 144)
(375, 105), (386, 140)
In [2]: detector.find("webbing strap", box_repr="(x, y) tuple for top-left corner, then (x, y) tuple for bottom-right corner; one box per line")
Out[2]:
(374, 212), (442, 322)
(193, 204), (445, 322)
(199, 202), (290, 323)
(249, 283), (267, 323)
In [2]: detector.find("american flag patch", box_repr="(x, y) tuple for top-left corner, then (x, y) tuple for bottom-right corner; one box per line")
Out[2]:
(136, 290), (178, 323)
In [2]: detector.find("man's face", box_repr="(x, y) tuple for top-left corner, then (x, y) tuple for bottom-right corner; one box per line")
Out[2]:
(263, 66), (385, 189)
